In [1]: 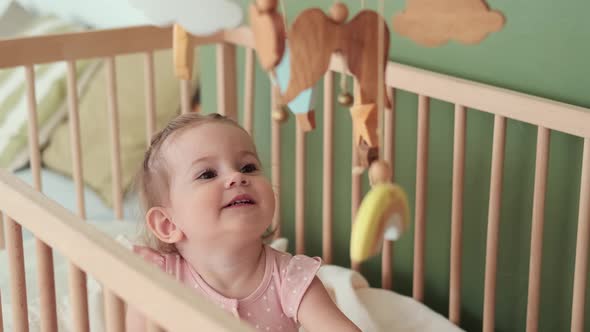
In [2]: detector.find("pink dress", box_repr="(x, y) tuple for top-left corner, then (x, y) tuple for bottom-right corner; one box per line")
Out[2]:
(133, 244), (322, 331)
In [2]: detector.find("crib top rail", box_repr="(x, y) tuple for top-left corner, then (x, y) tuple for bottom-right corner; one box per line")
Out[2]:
(379, 60), (590, 138)
(0, 24), (588, 138)
(0, 169), (254, 332)
(0, 25), (251, 69)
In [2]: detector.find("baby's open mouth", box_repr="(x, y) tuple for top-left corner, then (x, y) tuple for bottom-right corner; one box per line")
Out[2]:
(224, 194), (256, 208)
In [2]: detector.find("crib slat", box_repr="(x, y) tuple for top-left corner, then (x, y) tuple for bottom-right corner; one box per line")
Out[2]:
(351, 79), (362, 271)
(295, 124), (306, 255)
(376, 0), (385, 150)
(34, 239), (58, 332)
(351, 135), (361, 215)
(271, 85), (282, 237)
(384, 87), (396, 185)
(381, 229), (394, 290)
(66, 61), (86, 219)
(216, 43), (237, 121)
(24, 66), (42, 191)
(244, 48), (255, 135)
(351, 80), (362, 222)
(350, 135), (362, 271)
(144, 52), (157, 143)
(68, 264), (90, 332)
(449, 104), (466, 324)
(66, 60), (90, 332)
(104, 290), (125, 332)
(525, 126), (550, 332)
(483, 115), (506, 332)
(382, 87), (395, 290)
(180, 80), (192, 114)
(322, 71), (334, 264)
(25, 64), (59, 332)
(414, 95), (430, 301)
(571, 137), (590, 332)
(5, 215), (29, 331)
(106, 57), (124, 219)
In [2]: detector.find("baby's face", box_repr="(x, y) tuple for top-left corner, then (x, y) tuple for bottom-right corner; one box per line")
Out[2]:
(162, 122), (275, 246)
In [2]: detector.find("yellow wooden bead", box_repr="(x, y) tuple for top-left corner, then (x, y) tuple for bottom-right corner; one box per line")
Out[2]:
(329, 2), (349, 23)
(369, 160), (392, 185)
(256, 0), (277, 12)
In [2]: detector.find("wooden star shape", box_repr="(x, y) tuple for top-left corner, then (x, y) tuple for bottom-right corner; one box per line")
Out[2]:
(350, 103), (378, 147)
(296, 110), (316, 132)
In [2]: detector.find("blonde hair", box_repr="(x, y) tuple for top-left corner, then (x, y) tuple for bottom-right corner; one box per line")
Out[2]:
(136, 112), (247, 253)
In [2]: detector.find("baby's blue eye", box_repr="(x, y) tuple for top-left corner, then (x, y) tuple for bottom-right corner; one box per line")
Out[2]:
(197, 169), (216, 180)
(241, 163), (258, 173)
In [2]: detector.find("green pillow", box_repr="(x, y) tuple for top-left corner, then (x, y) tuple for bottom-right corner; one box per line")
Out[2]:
(42, 49), (199, 208)
(0, 16), (100, 170)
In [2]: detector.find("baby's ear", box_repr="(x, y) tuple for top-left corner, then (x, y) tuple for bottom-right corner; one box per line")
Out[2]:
(146, 207), (184, 244)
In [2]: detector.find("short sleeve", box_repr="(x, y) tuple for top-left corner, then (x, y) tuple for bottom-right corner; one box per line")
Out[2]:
(279, 255), (322, 323)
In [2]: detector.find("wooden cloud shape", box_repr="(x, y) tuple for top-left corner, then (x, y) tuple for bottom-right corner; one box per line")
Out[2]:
(282, 9), (390, 106)
(128, 0), (243, 35)
(392, 0), (505, 47)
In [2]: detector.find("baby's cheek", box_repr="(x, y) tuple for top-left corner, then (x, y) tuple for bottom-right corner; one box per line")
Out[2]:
(262, 185), (276, 211)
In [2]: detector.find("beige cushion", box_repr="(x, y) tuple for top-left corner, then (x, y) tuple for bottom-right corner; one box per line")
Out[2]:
(42, 49), (199, 207)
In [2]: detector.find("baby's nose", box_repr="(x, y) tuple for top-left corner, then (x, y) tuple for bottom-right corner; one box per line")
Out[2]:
(225, 172), (250, 188)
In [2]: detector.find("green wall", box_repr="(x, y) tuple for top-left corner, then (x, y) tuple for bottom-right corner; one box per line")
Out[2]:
(197, 1), (590, 331)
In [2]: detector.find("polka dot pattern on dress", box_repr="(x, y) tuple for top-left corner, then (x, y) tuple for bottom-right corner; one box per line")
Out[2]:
(279, 254), (322, 323)
(142, 245), (324, 332)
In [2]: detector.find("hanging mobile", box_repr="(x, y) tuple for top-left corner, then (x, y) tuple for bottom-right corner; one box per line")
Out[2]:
(271, 65), (290, 123)
(328, 2), (354, 107)
(249, 0), (290, 124)
(337, 70), (354, 107)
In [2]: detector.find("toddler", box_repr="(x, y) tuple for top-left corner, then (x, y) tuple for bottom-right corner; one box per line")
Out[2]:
(126, 113), (360, 332)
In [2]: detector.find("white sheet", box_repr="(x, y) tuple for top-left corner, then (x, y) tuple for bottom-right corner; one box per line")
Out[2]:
(316, 265), (464, 332)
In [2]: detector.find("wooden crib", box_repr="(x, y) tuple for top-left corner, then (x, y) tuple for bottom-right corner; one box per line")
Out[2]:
(0, 24), (589, 332)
